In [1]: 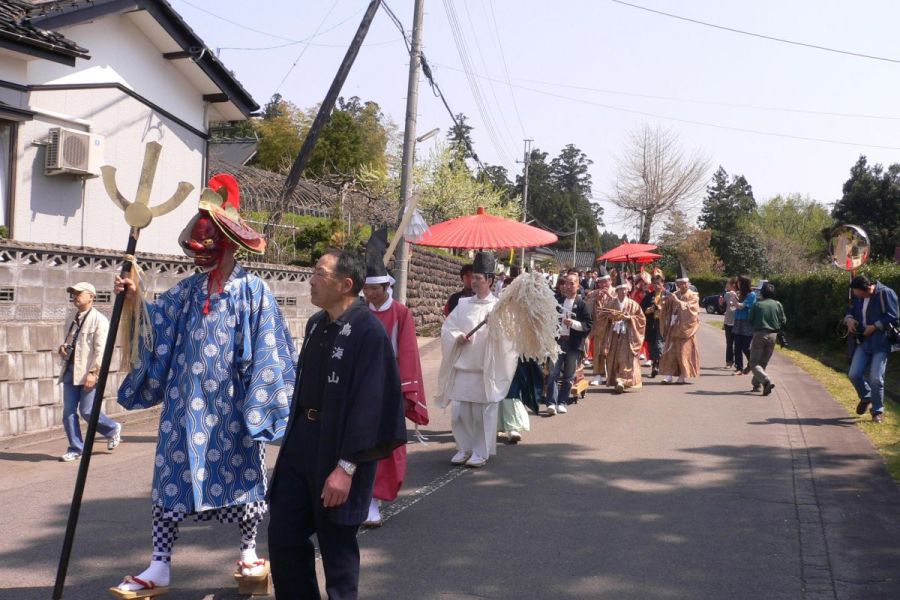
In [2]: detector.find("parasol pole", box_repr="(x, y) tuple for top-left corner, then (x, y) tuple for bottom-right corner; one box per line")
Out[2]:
(53, 142), (192, 600)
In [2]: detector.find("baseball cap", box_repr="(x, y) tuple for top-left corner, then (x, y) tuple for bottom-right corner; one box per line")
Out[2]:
(66, 282), (96, 296)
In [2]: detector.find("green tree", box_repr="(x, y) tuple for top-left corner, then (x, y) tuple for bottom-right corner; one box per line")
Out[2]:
(415, 144), (515, 224)
(253, 96), (306, 172)
(832, 155), (900, 260)
(751, 194), (832, 273)
(551, 144), (602, 251)
(447, 113), (476, 169)
(303, 96), (392, 179)
(699, 166), (764, 274)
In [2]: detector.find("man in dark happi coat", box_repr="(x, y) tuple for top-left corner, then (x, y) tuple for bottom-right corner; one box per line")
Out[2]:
(268, 249), (406, 600)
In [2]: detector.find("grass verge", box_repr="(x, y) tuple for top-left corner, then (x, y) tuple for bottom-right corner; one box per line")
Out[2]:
(706, 320), (899, 480)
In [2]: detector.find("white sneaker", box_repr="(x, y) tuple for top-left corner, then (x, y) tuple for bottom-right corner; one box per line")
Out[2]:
(60, 451), (81, 462)
(557, 404), (568, 414)
(642, 360), (653, 367)
(639, 353), (646, 361)
(108, 422), (122, 451)
(508, 431), (522, 444)
(589, 379), (602, 386)
(465, 454), (487, 468)
(545, 404), (557, 416)
(450, 451), (472, 465)
(662, 375), (673, 384)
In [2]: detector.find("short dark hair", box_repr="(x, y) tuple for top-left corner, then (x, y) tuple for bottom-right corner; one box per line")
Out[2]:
(509, 265), (520, 278)
(760, 282), (775, 299)
(324, 249), (365, 295)
(850, 275), (873, 290)
(460, 264), (474, 279)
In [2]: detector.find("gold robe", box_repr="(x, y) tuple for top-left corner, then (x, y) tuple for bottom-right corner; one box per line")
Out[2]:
(601, 296), (646, 389)
(659, 289), (701, 378)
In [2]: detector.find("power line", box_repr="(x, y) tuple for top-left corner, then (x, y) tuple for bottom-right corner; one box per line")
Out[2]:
(218, 38), (400, 52)
(177, 0), (362, 45)
(443, 0), (514, 166)
(611, 0), (900, 65)
(506, 81), (900, 151)
(381, 1), (488, 171)
(430, 62), (900, 122)
(487, 0), (527, 137)
(273, 0), (340, 96)
(460, 0), (519, 152)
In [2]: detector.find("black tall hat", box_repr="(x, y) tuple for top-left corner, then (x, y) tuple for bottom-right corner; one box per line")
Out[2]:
(675, 262), (689, 282)
(597, 265), (610, 280)
(365, 227), (391, 284)
(473, 251), (496, 275)
(614, 268), (628, 289)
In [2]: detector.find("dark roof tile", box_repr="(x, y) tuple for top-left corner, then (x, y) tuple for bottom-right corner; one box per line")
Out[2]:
(0, 0), (88, 60)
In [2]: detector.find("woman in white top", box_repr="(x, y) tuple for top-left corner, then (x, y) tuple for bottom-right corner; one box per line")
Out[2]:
(722, 277), (739, 368)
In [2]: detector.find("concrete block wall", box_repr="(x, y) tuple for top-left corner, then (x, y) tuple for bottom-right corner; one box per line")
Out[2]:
(0, 241), (313, 441)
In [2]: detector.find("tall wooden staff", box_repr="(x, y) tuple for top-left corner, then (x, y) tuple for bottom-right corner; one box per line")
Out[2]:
(53, 142), (193, 599)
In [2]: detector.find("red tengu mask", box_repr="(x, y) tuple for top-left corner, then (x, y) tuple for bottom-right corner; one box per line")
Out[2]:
(179, 213), (229, 269)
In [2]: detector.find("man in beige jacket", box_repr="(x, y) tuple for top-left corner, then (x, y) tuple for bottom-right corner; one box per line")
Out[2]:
(58, 282), (121, 462)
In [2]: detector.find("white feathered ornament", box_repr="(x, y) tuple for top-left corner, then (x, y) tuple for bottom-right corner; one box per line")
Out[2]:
(488, 271), (561, 360)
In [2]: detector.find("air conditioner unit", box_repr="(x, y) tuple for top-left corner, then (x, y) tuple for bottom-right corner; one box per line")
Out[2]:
(45, 127), (104, 177)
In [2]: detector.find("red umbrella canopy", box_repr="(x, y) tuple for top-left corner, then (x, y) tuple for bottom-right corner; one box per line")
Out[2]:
(605, 251), (662, 264)
(597, 242), (658, 262)
(414, 207), (558, 249)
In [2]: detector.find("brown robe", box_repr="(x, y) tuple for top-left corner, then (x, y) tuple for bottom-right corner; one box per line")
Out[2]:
(601, 296), (646, 389)
(659, 289), (701, 378)
(588, 288), (613, 375)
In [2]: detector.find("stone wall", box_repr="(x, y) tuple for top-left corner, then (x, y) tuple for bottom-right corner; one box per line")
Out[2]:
(0, 240), (461, 441)
(0, 241), (314, 440)
(405, 247), (466, 336)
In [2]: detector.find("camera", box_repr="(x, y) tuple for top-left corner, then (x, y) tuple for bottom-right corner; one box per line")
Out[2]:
(776, 331), (789, 348)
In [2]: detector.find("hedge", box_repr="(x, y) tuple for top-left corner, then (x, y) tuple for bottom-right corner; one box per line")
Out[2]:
(690, 264), (900, 343)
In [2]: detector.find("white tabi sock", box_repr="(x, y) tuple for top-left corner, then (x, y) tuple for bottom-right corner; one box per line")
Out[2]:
(240, 548), (265, 576)
(118, 560), (170, 591)
(366, 498), (382, 523)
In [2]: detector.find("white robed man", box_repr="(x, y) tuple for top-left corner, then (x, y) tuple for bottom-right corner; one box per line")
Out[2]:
(599, 271), (646, 393)
(659, 264), (701, 384)
(437, 252), (517, 468)
(588, 266), (613, 386)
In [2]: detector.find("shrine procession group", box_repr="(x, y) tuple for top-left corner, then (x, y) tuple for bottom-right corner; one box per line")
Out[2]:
(96, 171), (702, 600)
(436, 258), (702, 470)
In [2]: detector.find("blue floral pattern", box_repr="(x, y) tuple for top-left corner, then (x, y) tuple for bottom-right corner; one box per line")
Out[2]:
(119, 265), (296, 513)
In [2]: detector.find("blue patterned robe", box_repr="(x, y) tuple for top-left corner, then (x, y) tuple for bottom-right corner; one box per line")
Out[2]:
(118, 265), (296, 513)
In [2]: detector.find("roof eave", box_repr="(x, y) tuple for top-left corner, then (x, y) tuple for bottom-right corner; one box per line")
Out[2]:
(0, 34), (82, 66)
(29, 0), (259, 118)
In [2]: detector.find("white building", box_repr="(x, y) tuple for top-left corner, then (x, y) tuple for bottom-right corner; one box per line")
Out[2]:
(0, 0), (258, 254)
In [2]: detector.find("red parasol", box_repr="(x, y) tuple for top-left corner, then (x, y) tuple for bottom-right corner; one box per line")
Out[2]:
(414, 207), (558, 249)
(605, 251), (661, 264)
(597, 242), (658, 262)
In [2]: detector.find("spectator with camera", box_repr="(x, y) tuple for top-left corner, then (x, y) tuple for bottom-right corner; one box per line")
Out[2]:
(743, 283), (786, 395)
(57, 282), (122, 462)
(844, 275), (899, 423)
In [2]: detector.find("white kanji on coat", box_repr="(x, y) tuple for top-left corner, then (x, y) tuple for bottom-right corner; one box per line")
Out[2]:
(331, 347), (344, 360)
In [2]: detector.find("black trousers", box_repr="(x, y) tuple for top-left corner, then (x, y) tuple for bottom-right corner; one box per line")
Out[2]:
(269, 418), (361, 600)
(724, 324), (735, 365)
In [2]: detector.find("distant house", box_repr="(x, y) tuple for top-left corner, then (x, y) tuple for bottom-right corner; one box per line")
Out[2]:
(0, 0), (258, 254)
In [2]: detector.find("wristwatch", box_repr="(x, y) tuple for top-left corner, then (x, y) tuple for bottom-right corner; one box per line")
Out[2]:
(337, 459), (357, 476)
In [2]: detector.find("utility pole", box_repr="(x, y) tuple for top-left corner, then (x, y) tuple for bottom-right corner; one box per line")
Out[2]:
(392, 0), (424, 304)
(517, 139), (533, 269)
(572, 217), (578, 269)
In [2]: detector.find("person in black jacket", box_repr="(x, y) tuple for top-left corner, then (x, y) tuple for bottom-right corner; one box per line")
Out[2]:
(545, 272), (593, 415)
(268, 249), (407, 600)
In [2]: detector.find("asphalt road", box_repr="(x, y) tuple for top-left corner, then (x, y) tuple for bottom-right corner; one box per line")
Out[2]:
(1, 314), (898, 600)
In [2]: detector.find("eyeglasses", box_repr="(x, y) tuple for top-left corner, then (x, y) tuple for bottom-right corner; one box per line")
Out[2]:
(313, 268), (338, 280)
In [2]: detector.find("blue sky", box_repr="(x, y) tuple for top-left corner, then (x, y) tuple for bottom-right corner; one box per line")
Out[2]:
(175, 0), (900, 236)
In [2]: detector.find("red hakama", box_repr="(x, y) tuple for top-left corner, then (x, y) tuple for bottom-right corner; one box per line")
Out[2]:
(370, 298), (428, 501)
